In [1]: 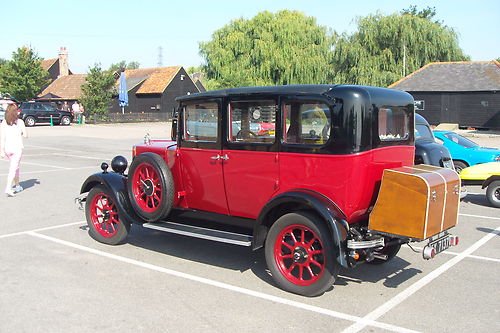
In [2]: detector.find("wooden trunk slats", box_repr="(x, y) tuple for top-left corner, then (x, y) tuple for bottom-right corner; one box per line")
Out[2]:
(368, 165), (460, 240)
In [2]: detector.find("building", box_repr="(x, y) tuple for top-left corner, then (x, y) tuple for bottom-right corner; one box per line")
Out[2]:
(37, 74), (87, 109)
(108, 66), (202, 121)
(389, 61), (500, 129)
(40, 47), (72, 84)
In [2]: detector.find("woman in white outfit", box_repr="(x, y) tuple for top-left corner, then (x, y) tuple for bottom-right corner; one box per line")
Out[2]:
(0, 104), (28, 197)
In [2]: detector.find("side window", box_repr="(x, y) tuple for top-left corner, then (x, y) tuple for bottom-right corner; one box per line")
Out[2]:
(283, 100), (331, 145)
(183, 102), (219, 142)
(228, 100), (276, 144)
(378, 108), (409, 141)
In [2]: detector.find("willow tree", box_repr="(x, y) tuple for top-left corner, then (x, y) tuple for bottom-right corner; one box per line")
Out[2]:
(332, 12), (469, 87)
(199, 10), (336, 88)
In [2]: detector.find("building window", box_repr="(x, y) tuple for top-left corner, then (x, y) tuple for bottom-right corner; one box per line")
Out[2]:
(414, 100), (425, 111)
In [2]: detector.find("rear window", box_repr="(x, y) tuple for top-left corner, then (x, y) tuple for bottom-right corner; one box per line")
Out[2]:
(378, 108), (409, 141)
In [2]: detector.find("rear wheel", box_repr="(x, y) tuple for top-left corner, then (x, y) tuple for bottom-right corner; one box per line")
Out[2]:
(85, 185), (129, 245)
(453, 161), (468, 174)
(265, 212), (338, 296)
(25, 116), (36, 127)
(61, 116), (71, 125)
(127, 153), (174, 222)
(486, 181), (500, 208)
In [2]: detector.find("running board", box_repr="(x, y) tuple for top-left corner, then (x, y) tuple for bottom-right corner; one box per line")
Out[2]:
(142, 221), (253, 246)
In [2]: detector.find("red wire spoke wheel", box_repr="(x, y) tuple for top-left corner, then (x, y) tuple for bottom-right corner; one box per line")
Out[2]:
(89, 192), (120, 237)
(265, 212), (338, 296)
(131, 162), (163, 213)
(127, 153), (174, 222)
(85, 185), (130, 245)
(274, 224), (325, 286)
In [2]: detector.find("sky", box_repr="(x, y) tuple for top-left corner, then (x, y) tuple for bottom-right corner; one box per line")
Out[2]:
(2, 0), (499, 74)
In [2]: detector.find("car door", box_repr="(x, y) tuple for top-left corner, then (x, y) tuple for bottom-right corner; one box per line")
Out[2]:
(33, 103), (48, 122)
(178, 99), (229, 215)
(44, 103), (60, 122)
(222, 98), (279, 219)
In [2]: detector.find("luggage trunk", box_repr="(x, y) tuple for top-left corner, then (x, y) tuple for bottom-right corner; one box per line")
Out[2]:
(368, 164), (460, 240)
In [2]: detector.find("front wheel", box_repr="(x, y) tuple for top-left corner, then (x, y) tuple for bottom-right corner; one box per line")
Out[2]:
(85, 185), (130, 245)
(25, 116), (36, 127)
(486, 181), (500, 208)
(265, 212), (338, 297)
(61, 116), (71, 125)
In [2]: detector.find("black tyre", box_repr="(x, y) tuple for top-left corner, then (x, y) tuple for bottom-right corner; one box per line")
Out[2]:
(265, 212), (338, 297)
(127, 153), (174, 222)
(486, 181), (500, 208)
(24, 116), (36, 127)
(453, 161), (468, 174)
(368, 241), (401, 265)
(85, 185), (130, 245)
(61, 116), (71, 125)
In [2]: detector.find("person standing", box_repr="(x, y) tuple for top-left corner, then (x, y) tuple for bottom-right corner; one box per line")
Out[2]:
(72, 101), (80, 123)
(0, 104), (28, 197)
(79, 103), (85, 124)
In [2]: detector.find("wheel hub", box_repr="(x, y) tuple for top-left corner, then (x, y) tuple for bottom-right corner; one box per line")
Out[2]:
(142, 179), (155, 196)
(103, 210), (110, 221)
(293, 247), (308, 263)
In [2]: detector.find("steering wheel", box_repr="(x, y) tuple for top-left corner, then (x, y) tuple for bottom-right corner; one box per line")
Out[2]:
(236, 129), (257, 139)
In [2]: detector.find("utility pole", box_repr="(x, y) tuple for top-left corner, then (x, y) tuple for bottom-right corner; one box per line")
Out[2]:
(158, 46), (163, 67)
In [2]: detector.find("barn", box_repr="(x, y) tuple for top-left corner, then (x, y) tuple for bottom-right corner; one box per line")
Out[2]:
(389, 61), (500, 129)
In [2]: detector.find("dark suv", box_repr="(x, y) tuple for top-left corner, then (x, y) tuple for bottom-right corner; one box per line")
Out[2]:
(19, 102), (73, 126)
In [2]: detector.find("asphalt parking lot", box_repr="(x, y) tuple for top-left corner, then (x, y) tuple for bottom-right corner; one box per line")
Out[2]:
(0, 123), (499, 333)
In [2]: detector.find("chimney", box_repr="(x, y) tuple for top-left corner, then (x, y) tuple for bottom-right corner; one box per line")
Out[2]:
(58, 47), (69, 77)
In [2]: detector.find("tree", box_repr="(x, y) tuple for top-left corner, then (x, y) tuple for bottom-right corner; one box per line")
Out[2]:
(401, 5), (438, 21)
(496, 57), (500, 62)
(0, 47), (50, 101)
(199, 10), (336, 88)
(80, 63), (116, 123)
(108, 60), (140, 75)
(331, 11), (469, 87)
(186, 66), (219, 91)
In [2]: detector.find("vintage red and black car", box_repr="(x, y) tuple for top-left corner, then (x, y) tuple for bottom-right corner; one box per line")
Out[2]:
(78, 85), (460, 296)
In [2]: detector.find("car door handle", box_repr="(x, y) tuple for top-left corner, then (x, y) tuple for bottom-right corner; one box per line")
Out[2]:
(210, 155), (221, 160)
(220, 154), (229, 160)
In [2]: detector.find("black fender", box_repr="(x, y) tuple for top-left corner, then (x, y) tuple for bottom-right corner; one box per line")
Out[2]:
(80, 172), (142, 226)
(482, 175), (500, 189)
(253, 189), (349, 268)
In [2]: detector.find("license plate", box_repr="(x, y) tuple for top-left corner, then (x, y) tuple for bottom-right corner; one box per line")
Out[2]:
(428, 234), (450, 255)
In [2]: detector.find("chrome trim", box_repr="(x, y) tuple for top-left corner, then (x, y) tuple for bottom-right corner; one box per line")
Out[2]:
(347, 238), (385, 249)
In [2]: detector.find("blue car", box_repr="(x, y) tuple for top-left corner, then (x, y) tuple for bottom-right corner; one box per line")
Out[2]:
(433, 131), (500, 173)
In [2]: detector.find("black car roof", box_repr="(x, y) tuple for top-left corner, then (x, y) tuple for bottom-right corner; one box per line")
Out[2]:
(176, 84), (338, 101)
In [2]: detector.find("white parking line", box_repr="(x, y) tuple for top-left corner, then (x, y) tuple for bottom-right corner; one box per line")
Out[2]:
(0, 221), (85, 239)
(25, 230), (419, 333)
(404, 246), (500, 263)
(341, 226), (500, 333)
(52, 153), (110, 160)
(0, 165), (96, 176)
(459, 213), (500, 221)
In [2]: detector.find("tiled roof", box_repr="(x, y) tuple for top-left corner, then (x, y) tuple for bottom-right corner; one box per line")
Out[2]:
(389, 61), (500, 92)
(41, 58), (57, 70)
(37, 74), (87, 100)
(123, 66), (181, 94)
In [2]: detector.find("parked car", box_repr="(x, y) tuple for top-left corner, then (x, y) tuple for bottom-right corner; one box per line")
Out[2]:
(414, 114), (454, 169)
(433, 131), (500, 173)
(19, 102), (73, 126)
(460, 162), (500, 208)
(77, 85), (460, 296)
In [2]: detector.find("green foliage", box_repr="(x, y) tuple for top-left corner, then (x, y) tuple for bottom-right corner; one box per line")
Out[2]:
(331, 12), (470, 87)
(495, 57), (500, 62)
(0, 47), (50, 101)
(80, 63), (116, 123)
(200, 10), (336, 88)
(186, 66), (219, 91)
(108, 60), (140, 75)
(401, 5), (437, 21)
